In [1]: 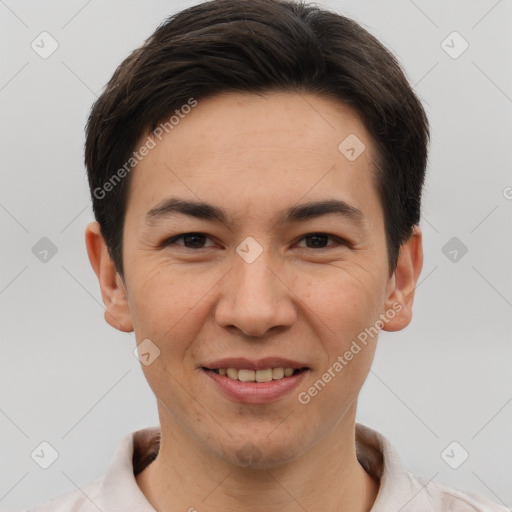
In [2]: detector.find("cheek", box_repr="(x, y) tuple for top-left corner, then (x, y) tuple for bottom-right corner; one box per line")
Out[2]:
(128, 263), (218, 352)
(128, 266), (216, 403)
(296, 265), (385, 395)
(299, 264), (386, 341)
(296, 274), (381, 423)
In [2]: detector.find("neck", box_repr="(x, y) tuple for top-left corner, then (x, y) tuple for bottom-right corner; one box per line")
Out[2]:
(136, 405), (379, 512)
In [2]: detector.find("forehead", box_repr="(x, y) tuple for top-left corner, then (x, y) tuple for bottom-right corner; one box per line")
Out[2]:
(156, 91), (374, 162)
(126, 91), (380, 223)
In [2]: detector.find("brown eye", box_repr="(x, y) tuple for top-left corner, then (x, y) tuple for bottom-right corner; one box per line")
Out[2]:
(297, 233), (346, 249)
(163, 233), (214, 249)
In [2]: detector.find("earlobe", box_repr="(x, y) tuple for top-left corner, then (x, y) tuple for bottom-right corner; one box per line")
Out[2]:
(382, 226), (423, 332)
(85, 222), (134, 333)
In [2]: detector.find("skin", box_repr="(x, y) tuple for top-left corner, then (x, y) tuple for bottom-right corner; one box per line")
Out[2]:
(85, 91), (423, 512)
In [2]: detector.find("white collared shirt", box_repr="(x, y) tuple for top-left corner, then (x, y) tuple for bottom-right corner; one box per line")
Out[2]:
(25, 423), (508, 512)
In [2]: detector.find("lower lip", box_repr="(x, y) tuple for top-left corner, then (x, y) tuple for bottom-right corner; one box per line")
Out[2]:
(202, 369), (308, 404)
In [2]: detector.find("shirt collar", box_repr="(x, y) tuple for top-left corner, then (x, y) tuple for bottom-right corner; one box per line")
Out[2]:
(98, 426), (160, 512)
(355, 423), (428, 511)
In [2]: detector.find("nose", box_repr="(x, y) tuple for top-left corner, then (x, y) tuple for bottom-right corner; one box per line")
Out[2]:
(214, 248), (297, 338)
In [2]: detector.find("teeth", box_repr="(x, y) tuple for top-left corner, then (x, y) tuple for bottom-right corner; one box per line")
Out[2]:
(226, 368), (238, 379)
(238, 369), (255, 382)
(272, 367), (284, 379)
(215, 367), (299, 382)
(256, 369), (273, 382)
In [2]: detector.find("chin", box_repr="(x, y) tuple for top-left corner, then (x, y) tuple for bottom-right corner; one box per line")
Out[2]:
(215, 434), (308, 469)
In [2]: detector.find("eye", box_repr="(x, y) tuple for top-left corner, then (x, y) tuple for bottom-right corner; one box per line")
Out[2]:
(162, 232), (215, 249)
(296, 233), (348, 249)
(161, 232), (348, 251)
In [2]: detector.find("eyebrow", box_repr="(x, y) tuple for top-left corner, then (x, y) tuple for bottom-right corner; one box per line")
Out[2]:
(145, 197), (364, 226)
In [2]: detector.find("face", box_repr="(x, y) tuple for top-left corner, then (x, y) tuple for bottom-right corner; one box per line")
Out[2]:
(88, 92), (421, 468)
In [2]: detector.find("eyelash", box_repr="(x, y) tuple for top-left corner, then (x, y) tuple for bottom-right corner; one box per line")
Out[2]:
(161, 232), (349, 250)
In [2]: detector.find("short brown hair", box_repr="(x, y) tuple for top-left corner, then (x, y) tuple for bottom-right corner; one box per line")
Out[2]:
(85, 0), (429, 277)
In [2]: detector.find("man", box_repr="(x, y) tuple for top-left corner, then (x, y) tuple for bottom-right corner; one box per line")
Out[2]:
(27, 0), (507, 510)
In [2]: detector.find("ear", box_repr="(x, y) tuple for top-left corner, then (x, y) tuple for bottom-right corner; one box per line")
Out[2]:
(382, 226), (423, 332)
(85, 222), (134, 333)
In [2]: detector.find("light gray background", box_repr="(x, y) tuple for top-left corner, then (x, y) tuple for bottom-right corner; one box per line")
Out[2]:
(1, 0), (511, 510)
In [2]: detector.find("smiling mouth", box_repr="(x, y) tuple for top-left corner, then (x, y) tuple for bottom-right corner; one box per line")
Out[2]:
(203, 367), (308, 383)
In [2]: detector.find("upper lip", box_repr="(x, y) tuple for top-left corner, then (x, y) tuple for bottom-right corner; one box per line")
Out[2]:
(202, 357), (309, 371)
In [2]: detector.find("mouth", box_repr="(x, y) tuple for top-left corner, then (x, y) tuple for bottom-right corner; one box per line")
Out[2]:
(203, 366), (308, 382)
(201, 359), (310, 403)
